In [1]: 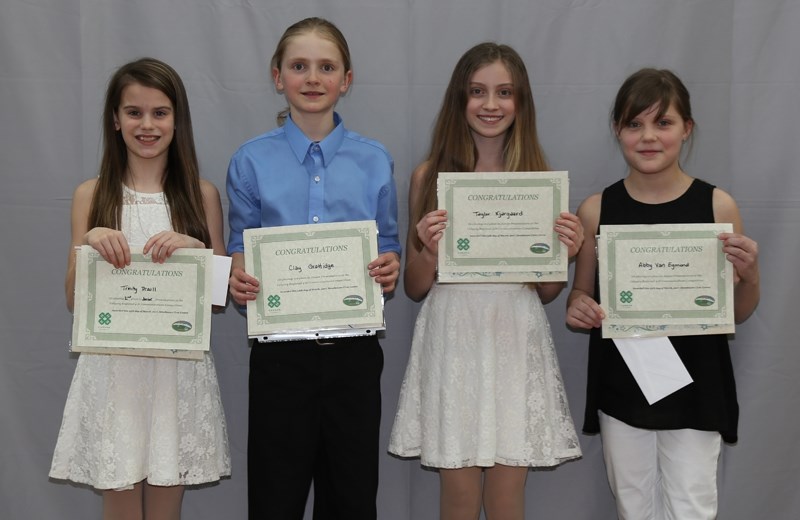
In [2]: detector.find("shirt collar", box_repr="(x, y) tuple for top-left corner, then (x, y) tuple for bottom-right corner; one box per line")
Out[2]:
(284, 112), (345, 167)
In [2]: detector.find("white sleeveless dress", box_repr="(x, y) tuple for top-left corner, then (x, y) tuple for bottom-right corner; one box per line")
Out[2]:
(49, 186), (231, 490)
(388, 283), (581, 468)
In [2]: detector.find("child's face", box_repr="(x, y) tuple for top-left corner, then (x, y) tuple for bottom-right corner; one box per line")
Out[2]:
(114, 83), (174, 164)
(272, 31), (352, 122)
(465, 60), (516, 141)
(616, 102), (693, 177)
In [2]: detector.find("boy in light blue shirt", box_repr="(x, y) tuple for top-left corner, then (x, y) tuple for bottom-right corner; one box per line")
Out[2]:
(225, 17), (400, 520)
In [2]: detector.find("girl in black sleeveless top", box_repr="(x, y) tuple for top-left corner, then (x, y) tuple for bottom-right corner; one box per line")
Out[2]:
(566, 69), (760, 519)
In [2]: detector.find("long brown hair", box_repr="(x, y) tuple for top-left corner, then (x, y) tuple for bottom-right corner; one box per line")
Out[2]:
(411, 42), (549, 250)
(89, 58), (211, 246)
(271, 17), (352, 126)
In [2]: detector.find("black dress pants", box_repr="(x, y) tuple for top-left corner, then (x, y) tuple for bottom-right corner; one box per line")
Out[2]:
(247, 336), (383, 520)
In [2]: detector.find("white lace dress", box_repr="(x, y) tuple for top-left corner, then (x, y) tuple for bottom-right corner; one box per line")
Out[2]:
(49, 186), (231, 490)
(388, 283), (581, 468)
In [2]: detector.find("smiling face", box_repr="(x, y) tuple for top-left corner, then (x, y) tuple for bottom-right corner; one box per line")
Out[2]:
(114, 83), (174, 166)
(465, 60), (516, 141)
(616, 102), (693, 177)
(273, 30), (352, 123)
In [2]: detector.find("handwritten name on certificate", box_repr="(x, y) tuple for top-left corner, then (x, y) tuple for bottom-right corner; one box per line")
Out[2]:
(437, 171), (569, 282)
(598, 223), (735, 339)
(71, 247), (213, 356)
(244, 221), (384, 340)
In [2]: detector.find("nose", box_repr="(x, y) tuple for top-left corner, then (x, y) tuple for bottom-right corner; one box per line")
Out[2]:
(483, 93), (499, 110)
(306, 67), (320, 84)
(641, 124), (657, 141)
(140, 113), (155, 129)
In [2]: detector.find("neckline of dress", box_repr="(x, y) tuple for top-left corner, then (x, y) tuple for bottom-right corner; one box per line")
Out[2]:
(123, 184), (164, 198)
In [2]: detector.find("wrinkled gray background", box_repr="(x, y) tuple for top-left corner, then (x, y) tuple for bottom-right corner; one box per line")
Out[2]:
(1, 0), (797, 518)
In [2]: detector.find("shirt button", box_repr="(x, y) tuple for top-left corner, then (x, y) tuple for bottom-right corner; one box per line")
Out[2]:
(314, 175), (321, 183)
(312, 216), (320, 223)
(313, 144), (321, 152)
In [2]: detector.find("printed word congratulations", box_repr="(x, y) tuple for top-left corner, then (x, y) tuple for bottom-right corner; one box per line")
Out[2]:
(629, 246), (703, 254)
(111, 268), (183, 277)
(274, 245), (349, 256)
(467, 194), (539, 201)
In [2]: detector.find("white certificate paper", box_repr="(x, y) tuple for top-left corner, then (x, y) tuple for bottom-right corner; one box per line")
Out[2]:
(437, 171), (569, 282)
(613, 337), (693, 404)
(244, 221), (384, 341)
(71, 246), (213, 358)
(598, 223), (735, 339)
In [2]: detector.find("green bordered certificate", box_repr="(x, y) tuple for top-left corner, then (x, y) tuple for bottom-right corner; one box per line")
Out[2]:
(244, 220), (384, 341)
(437, 171), (569, 283)
(598, 223), (735, 339)
(71, 246), (212, 358)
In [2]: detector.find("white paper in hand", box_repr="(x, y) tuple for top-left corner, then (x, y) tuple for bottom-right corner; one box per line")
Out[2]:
(613, 336), (693, 404)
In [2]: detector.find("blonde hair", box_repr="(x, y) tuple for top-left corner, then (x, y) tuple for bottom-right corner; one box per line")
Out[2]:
(411, 42), (549, 250)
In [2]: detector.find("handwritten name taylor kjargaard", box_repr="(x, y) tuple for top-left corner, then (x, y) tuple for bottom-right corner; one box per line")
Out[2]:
(473, 210), (525, 219)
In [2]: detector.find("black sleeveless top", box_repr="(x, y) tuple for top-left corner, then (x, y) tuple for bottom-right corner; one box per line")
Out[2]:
(584, 178), (739, 443)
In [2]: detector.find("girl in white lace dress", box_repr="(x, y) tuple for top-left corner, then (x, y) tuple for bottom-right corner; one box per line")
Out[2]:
(388, 43), (582, 519)
(49, 58), (230, 519)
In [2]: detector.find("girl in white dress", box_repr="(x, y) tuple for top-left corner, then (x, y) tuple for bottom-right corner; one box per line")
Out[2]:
(388, 43), (583, 520)
(50, 58), (230, 520)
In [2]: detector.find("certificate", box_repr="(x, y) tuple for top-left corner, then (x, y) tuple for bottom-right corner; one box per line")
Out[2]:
(598, 223), (735, 339)
(437, 171), (569, 282)
(244, 220), (384, 341)
(71, 246), (213, 358)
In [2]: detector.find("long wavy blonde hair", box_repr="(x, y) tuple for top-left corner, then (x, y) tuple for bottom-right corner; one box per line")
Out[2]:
(411, 42), (549, 250)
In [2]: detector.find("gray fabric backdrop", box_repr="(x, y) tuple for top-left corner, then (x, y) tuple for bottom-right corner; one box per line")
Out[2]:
(1, 0), (797, 518)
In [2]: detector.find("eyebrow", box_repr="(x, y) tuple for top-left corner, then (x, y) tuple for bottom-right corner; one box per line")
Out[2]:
(469, 82), (514, 88)
(285, 54), (339, 61)
(121, 105), (172, 111)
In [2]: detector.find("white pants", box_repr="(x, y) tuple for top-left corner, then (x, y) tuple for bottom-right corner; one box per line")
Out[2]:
(599, 412), (722, 520)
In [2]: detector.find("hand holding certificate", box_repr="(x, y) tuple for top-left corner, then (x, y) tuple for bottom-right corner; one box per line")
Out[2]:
(598, 223), (735, 338)
(437, 171), (569, 282)
(71, 246), (213, 358)
(244, 221), (384, 341)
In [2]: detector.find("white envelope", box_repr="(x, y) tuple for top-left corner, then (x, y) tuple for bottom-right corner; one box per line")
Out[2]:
(613, 337), (693, 405)
(212, 255), (232, 307)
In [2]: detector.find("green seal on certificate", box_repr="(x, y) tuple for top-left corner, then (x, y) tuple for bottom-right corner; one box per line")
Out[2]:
(530, 243), (550, 254)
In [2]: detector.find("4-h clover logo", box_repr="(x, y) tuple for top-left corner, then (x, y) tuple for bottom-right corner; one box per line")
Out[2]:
(267, 295), (281, 308)
(457, 238), (470, 251)
(98, 312), (111, 325)
(619, 291), (633, 304)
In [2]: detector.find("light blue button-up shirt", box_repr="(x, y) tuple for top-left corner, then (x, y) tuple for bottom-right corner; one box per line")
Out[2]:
(226, 113), (401, 257)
